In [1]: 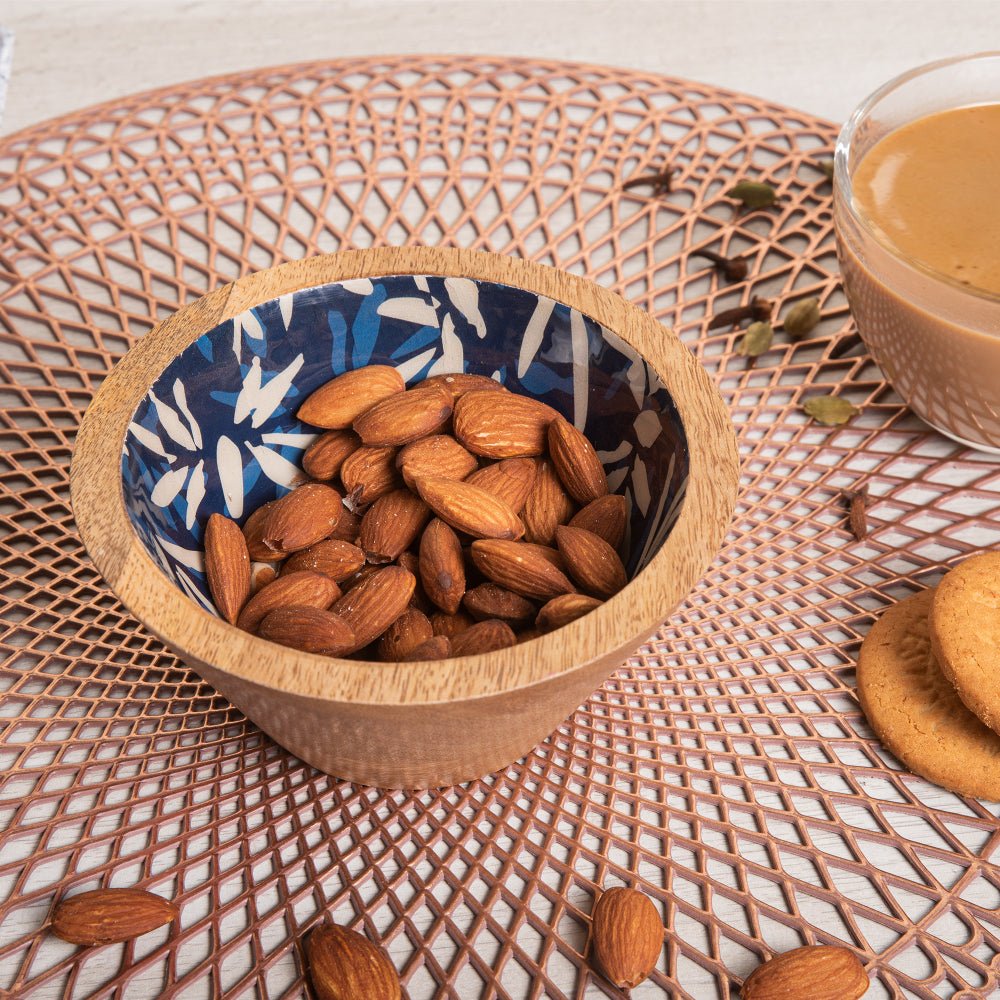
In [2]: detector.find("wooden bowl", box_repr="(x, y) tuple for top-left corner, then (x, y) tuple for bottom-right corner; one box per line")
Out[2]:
(71, 248), (738, 788)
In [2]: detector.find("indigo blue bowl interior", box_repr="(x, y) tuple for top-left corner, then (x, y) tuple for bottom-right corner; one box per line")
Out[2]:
(121, 275), (690, 614)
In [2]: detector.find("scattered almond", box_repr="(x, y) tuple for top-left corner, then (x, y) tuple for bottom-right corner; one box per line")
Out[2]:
(451, 619), (517, 656)
(302, 429), (361, 481)
(306, 923), (402, 1000)
(340, 446), (401, 508)
(282, 539), (365, 582)
(258, 606), (356, 656)
(402, 634), (452, 661)
(396, 434), (478, 489)
(419, 518), (466, 614)
(470, 539), (576, 601)
(555, 525), (627, 598)
(421, 372), (506, 398)
(260, 483), (342, 555)
(590, 886), (662, 990)
(547, 416), (609, 504)
(414, 476), (524, 540)
(204, 513), (250, 624)
(359, 489), (430, 564)
(330, 565), (415, 652)
(354, 383), (453, 446)
(741, 945), (869, 1000)
(453, 389), (559, 458)
(51, 888), (178, 946)
(536, 593), (603, 631)
(523, 459), (575, 545)
(463, 583), (536, 624)
(298, 365), (404, 428)
(466, 457), (538, 513)
(236, 570), (341, 633)
(570, 494), (627, 549)
(377, 608), (434, 661)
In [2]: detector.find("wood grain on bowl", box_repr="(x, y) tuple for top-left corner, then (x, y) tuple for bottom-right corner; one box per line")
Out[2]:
(71, 248), (738, 788)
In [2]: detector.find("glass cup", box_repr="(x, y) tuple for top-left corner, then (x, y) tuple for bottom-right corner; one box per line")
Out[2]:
(834, 52), (1000, 454)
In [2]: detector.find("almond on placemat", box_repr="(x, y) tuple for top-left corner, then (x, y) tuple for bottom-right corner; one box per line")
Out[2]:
(470, 539), (576, 601)
(204, 512), (250, 624)
(258, 606), (355, 656)
(453, 389), (558, 457)
(413, 476), (524, 540)
(298, 365), (404, 428)
(236, 570), (341, 632)
(590, 886), (662, 991)
(741, 945), (869, 1000)
(51, 888), (178, 946)
(354, 383), (453, 446)
(306, 923), (401, 1000)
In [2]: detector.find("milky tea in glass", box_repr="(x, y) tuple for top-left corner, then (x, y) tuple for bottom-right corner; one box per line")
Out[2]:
(834, 54), (1000, 453)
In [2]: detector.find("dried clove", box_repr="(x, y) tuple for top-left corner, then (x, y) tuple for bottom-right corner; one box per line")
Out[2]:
(691, 248), (749, 282)
(708, 296), (773, 330)
(846, 484), (870, 540)
(622, 164), (674, 195)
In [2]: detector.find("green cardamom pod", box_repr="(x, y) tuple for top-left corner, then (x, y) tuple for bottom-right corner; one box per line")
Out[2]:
(802, 395), (860, 426)
(738, 321), (774, 358)
(783, 297), (821, 339)
(725, 180), (777, 209)
(818, 159), (834, 181)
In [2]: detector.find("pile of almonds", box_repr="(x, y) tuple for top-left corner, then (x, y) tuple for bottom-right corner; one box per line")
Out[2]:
(204, 365), (629, 661)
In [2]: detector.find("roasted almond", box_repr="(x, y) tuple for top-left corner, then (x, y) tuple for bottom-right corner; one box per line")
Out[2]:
(354, 383), (453, 446)
(260, 483), (342, 555)
(590, 886), (662, 990)
(397, 550), (434, 614)
(258, 606), (356, 656)
(341, 564), (382, 593)
(51, 888), (178, 946)
(420, 372), (507, 398)
(451, 619), (517, 656)
(536, 593), (603, 631)
(430, 610), (475, 638)
(377, 608), (434, 661)
(453, 389), (559, 458)
(523, 459), (576, 545)
(250, 562), (278, 594)
(517, 628), (541, 644)
(470, 539), (576, 601)
(547, 416), (609, 504)
(330, 565), (415, 652)
(396, 434), (478, 489)
(419, 518), (466, 614)
(328, 505), (361, 543)
(741, 945), (869, 1000)
(340, 446), (401, 509)
(402, 634), (452, 661)
(466, 457), (538, 513)
(555, 525), (627, 598)
(298, 365), (404, 428)
(463, 584), (536, 624)
(302, 429), (361, 481)
(359, 489), (430, 564)
(413, 476), (524, 540)
(236, 570), (340, 632)
(282, 539), (365, 582)
(307, 923), (402, 1000)
(205, 512), (251, 624)
(243, 500), (282, 562)
(570, 494), (627, 549)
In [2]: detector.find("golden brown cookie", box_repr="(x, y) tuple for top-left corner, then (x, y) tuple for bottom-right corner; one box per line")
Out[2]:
(930, 552), (1000, 733)
(858, 588), (1000, 801)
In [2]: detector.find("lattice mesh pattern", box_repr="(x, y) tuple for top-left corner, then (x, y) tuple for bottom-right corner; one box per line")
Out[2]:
(1, 56), (998, 999)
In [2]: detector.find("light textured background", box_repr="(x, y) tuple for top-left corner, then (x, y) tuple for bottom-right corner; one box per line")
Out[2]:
(2, 0), (1000, 135)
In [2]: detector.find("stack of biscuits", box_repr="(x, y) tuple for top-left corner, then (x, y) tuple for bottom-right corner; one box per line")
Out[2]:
(858, 553), (1000, 801)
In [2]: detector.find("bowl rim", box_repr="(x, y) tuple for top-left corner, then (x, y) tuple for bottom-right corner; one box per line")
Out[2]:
(71, 247), (738, 707)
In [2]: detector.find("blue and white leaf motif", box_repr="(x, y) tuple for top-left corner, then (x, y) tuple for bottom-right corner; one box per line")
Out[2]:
(444, 277), (487, 339)
(122, 275), (689, 604)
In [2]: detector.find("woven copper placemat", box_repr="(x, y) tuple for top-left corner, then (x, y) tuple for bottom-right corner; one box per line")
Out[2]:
(1, 55), (998, 1000)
